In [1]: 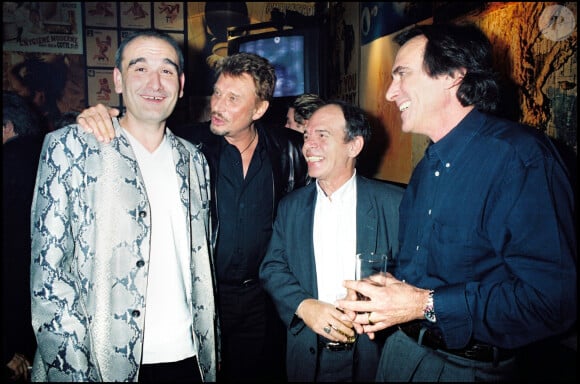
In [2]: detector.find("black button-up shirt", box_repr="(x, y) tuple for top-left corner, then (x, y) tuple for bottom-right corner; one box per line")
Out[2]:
(216, 139), (274, 284)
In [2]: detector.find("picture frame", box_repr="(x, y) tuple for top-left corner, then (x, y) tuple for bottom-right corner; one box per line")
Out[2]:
(120, 2), (151, 29)
(154, 2), (184, 31)
(85, 2), (118, 28)
(86, 68), (120, 108)
(85, 28), (118, 67)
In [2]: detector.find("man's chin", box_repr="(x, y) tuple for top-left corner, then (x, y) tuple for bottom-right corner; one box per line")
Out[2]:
(209, 125), (227, 136)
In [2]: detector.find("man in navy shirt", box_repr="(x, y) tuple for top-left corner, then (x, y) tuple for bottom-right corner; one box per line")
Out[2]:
(336, 23), (576, 382)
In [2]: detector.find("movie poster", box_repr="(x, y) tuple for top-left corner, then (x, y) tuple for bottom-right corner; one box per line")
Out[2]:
(2, 2), (83, 54)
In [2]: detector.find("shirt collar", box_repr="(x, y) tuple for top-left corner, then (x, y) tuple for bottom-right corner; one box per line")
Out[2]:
(315, 170), (357, 204)
(425, 109), (484, 167)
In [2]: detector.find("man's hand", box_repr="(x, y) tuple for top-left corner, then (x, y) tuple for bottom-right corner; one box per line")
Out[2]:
(335, 273), (429, 337)
(296, 298), (356, 343)
(76, 104), (119, 143)
(6, 353), (31, 381)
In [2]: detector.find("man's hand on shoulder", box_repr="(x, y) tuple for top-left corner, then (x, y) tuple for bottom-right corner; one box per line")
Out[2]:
(76, 104), (119, 143)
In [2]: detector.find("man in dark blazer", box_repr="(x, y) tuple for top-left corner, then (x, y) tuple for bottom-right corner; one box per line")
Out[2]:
(260, 100), (404, 381)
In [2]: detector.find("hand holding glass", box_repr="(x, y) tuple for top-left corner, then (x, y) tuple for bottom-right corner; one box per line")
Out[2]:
(355, 252), (389, 300)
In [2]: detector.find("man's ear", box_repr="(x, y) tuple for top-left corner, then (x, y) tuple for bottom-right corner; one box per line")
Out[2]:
(252, 100), (269, 121)
(113, 67), (123, 94)
(348, 136), (364, 158)
(447, 68), (466, 89)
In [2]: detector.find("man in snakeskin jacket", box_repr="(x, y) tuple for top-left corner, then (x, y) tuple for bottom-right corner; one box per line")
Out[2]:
(30, 30), (218, 382)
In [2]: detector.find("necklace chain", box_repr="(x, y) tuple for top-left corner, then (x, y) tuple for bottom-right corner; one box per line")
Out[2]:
(239, 130), (257, 155)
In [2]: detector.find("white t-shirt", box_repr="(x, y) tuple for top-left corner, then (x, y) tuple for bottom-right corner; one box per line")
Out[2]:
(125, 130), (196, 364)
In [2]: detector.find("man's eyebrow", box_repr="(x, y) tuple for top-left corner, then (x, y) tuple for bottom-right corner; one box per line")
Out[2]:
(163, 58), (180, 72)
(392, 65), (405, 76)
(127, 57), (146, 67)
(127, 57), (180, 72)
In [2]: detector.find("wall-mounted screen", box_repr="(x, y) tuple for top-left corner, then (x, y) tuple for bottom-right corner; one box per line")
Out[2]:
(228, 27), (321, 98)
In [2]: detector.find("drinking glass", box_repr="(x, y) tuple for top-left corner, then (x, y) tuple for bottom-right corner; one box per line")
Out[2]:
(355, 252), (390, 300)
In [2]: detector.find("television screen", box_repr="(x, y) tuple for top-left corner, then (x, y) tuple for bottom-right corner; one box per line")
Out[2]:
(238, 35), (305, 97)
(228, 27), (322, 99)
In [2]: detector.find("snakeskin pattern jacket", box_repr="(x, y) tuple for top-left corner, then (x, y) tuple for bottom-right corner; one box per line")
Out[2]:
(30, 119), (218, 381)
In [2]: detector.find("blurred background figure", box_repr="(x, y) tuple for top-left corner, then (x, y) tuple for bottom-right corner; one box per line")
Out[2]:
(2, 91), (44, 382)
(6, 54), (69, 132)
(285, 93), (325, 133)
(54, 111), (80, 130)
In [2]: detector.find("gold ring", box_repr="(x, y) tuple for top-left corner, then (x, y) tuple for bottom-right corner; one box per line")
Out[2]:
(368, 312), (374, 326)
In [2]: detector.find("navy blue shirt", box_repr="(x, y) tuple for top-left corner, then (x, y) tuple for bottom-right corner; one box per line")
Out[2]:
(395, 109), (577, 350)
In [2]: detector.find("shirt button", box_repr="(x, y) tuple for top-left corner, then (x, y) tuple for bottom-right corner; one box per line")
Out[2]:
(131, 310), (141, 317)
(136, 260), (145, 268)
(416, 245), (420, 251)
(428, 209), (432, 215)
(139, 211), (147, 218)
(445, 162), (451, 168)
(434, 171), (440, 176)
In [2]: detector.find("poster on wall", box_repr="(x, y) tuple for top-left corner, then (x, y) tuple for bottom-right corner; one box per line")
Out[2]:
(85, 2), (118, 28)
(85, 28), (118, 67)
(327, 2), (360, 105)
(120, 2), (151, 29)
(87, 68), (119, 108)
(2, 2), (83, 54)
(154, 2), (184, 31)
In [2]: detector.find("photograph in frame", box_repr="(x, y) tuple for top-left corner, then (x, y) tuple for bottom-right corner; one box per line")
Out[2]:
(85, 2), (118, 28)
(87, 68), (119, 108)
(154, 2), (184, 31)
(85, 28), (118, 67)
(120, 2), (152, 29)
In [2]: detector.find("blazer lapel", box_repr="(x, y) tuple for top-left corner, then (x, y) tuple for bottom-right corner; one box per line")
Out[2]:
(356, 176), (378, 252)
(299, 184), (319, 296)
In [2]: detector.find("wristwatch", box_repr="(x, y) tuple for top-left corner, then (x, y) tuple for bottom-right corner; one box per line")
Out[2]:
(424, 290), (437, 323)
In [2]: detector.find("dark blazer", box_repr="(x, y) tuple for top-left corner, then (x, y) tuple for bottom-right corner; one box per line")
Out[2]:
(259, 175), (404, 381)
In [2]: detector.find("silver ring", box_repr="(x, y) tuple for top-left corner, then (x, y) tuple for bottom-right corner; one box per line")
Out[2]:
(323, 325), (332, 334)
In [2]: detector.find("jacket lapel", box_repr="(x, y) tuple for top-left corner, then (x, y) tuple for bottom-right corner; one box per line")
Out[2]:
(356, 176), (378, 252)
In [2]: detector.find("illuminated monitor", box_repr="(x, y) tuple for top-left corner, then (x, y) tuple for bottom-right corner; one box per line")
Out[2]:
(228, 28), (321, 98)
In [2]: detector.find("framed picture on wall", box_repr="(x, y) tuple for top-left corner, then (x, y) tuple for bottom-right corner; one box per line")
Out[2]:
(85, 28), (118, 67)
(85, 2), (118, 28)
(87, 68), (119, 108)
(3, 2), (84, 54)
(154, 2), (184, 31)
(120, 2), (151, 29)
